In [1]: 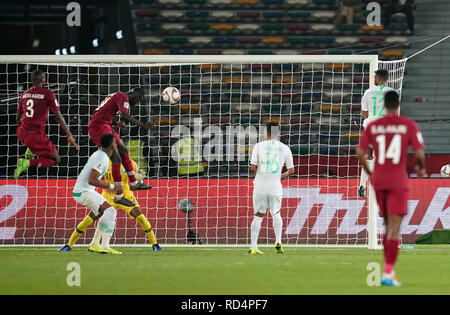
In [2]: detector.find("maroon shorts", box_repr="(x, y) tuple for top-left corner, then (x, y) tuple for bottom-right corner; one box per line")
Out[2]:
(375, 189), (409, 217)
(17, 126), (55, 157)
(88, 123), (122, 148)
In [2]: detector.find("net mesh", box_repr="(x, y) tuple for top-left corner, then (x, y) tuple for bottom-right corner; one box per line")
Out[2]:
(0, 57), (406, 246)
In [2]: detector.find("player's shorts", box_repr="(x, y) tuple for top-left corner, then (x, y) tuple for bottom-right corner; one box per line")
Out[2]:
(88, 122), (122, 148)
(253, 192), (282, 216)
(363, 116), (380, 129)
(103, 190), (139, 218)
(17, 126), (55, 157)
(73, 190), (108, 216)
(375, 189), (409, 217)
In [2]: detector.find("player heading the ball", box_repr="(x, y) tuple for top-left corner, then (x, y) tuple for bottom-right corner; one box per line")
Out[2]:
(88, 87), (153, 208)
(357, 90), (425, 286)
(14, 69), (79, 179)
(249, 122), (295, 255)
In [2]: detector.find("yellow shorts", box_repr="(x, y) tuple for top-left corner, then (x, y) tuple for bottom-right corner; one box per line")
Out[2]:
(102, 191), (140, 218)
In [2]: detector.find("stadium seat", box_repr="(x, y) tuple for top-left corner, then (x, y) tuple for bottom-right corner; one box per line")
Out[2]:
(251, 64), (271, 71)
(302, 50), (325, 55)
(287, 11), (311, 21)
(211, 24), (235, 31)
(238, 37), (260, 44)
(312, 0), (335, 5)
(184, 0), (207, 4)
(158, 0), (181, 4)
(159, 10), (184, 19)
(285, 0), (308, 6)
(138, 37), (162, 45)
(197, 64), (221, 71)
(143, 48), (166, 54)
(164, 37), (188, 44)
(248, 50), (273, 55)
(136, 23), (160, 31)
(187, 23), (210, 30)
(262, 11), (285, 19)
(222, 49), (246, 54)
(275, 50), (299, 55)
(186, 11), (210, 18)
(198, 50), (222, 55)
(135, 10), (158, 18)
(161, 24), (186, 32)
(224, 77), (248, 83)
(385, 36), (409, 45)
(261, 0), (284, 4)
(169, 49), (193, 54)
(261, 24), (285, 32)
(236, 24), (260, 32)
(155, 118), (177, 125)
(287, 24), (310, 32)
(335, 37), (358, 45)
(311, 37), (335, 46)
(328, 50), (352, 55)
(214, 37), (237, 44)
(236, 0), (259, 4)
(311, 11), (335, 21)
(188, 37), (213, 45)
(180, 105), (201, 114)
(310, 24), (334, 32)
(387, 24), (409, 32)
(261, 37), (284, 45)
(211, 11), (235, 19)
(359, 37), (384, 44)
(343, 131), (361, 139)
(275, 77), (299, 83)
(237, 12), (260, 19)
(320, 104), (341, 113)
(335, 24), (359, 33)
(211, 0), (233, 4)
(381, 50), (406, 59)
(262, 118), (287, 124)
(287, 37), (310, 46)
(361, 25), (384, 32)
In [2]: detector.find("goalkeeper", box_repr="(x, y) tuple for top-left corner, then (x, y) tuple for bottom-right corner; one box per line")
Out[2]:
(88, 159), (162, 254)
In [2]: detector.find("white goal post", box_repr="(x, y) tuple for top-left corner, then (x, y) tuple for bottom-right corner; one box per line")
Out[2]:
(0, 54), (406, 248)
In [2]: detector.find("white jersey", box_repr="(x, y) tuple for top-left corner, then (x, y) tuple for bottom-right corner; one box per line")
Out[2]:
(250, 139), (294, 196)
(73, 149), (110, 194)
(361, 85), (396, 128)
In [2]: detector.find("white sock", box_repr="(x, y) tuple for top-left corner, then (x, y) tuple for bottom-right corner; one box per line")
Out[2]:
(272, 212), (283, 244)
(359, 159), (374, 187)
(102, 233), (112, 250)
(91, 227), (102, 245)
(251, 215), (264, 249)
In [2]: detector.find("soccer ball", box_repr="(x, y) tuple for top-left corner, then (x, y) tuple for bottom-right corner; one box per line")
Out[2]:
(441, 164), (450, 177)
(162, 86), (180, 105)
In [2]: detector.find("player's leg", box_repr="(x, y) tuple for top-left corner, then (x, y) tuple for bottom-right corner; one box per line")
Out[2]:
(97, 207), (122, 254)
(129, 206), (162, 251)
(249, 193), (266, 254)
(59, 191), (111, 251)
(380, 189), (407, 286)
(109, 146), (136, 207)
(268, 194), (284, 253)
(358, 146), (374, 197)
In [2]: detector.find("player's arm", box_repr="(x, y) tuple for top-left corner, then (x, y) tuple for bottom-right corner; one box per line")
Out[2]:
(361, 111), (368, 120)
(281, 147), (295, 180)
(250, 143), (258, 176)
(89, 168), (119, 193)
(361, 90), (369, 120)
(120, 111), (153, 130)
(16, 96), (24, 123)
(414, 149), (425, 178)
(357, 128), (372, 175)
(410, 122), (426, 178)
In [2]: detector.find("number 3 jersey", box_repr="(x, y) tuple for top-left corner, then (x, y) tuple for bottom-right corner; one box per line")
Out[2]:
(358, 113), (425, 190)
(17, 86), (59, 134)
(250, 139), (294, 196)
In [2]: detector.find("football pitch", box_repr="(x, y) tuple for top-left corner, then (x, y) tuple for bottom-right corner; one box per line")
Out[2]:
(1, 245), (449, 295)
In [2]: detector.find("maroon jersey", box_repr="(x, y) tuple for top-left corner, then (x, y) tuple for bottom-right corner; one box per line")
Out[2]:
(89, 92), (129, 126)
(17, 86), (59, 134)
(359, 113), (425, 190)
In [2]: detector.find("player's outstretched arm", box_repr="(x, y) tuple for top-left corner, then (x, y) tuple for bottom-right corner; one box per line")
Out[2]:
(52, 111), (79, 150)
(120, 112), (154, 130)
(281, 168), (295, 181)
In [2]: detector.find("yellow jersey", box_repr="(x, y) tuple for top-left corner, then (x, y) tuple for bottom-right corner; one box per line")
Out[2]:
(102, 159), (138, 199)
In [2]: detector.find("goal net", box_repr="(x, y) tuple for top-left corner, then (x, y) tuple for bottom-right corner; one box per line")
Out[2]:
(0, 55), (406, 247)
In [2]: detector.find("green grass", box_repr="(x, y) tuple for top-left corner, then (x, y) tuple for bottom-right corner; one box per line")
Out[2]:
(1, 245), (449, 295)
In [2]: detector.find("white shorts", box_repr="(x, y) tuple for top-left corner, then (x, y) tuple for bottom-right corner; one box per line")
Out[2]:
(253, 193), (282, 215)
(73, 190), (108, 216)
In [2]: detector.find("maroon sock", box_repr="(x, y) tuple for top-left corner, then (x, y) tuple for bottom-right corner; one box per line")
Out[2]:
(120, 153), (137, 185)
(111, 162), (122, 183)
(30, 157), (56, 168)
(383, 238), (399, 274)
